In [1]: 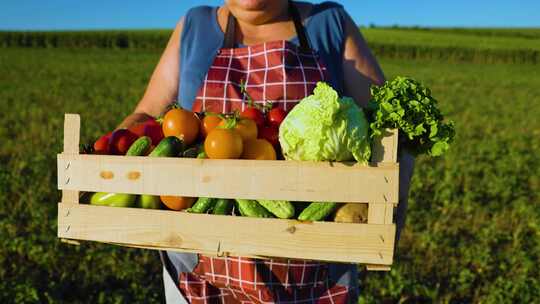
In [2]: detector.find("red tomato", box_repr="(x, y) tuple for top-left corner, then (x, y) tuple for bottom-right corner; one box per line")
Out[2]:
(240, 107), (265, 127)
(144, 123), (164, 146)
(267, 107), (287, 127)
(94, 131), (112, 154)
(128, 123), (146, 138)
(129, 119), (160, 138)
(109, 129), (138, 155)
(258, 125), (279, 147)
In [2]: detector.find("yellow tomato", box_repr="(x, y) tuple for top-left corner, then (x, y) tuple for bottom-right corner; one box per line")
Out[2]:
(242, 139), (277, 160)
(160, 196), (196, 211)
(204, 128), (244, 159)
(220, 118), (257, 142)
(162, 108), (200, 146)
(200, 114), (223, 138)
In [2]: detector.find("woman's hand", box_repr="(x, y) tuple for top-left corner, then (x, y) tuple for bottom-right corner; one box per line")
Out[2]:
(118, 18), (185, 129)
(341, 11), (385, 108)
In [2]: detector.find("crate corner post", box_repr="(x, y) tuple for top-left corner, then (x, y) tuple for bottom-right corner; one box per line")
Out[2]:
(365, 128), (398, 271)
(58, 114), (80, 240)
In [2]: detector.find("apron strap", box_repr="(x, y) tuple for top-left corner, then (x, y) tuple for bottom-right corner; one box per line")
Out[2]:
(223, 12), (237, 49)
(288, 1), (311, 52)
(223, 0), (312, 51)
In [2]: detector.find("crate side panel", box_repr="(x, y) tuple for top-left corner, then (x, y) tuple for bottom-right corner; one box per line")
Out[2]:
(58, 204), (395, 265)
(57, 155), (399, 203)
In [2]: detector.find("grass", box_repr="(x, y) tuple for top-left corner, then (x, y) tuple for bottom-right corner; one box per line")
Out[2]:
(1, 45), (539, 303)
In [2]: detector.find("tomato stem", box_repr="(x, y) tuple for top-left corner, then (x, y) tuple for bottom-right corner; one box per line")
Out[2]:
(240, 79), (267, 112)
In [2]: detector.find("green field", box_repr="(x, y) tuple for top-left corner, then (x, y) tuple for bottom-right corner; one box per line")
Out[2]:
(1, 28), (539, 303)
(2, 27), (539, 63)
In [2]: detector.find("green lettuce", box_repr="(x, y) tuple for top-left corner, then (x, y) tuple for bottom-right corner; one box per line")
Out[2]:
(368, 77), (455, 157)
(279, 82), (371, 163)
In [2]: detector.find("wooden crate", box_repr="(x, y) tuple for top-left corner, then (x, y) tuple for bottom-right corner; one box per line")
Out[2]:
(58, 114), (399, 271)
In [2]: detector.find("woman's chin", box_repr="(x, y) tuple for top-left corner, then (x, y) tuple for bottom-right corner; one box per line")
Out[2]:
(227, 0), (270, 11)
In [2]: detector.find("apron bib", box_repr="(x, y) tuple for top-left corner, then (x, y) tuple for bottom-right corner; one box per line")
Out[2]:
(180, 2), (351, 303)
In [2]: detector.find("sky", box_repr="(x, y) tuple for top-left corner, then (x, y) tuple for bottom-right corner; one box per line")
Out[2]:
(0, 0), (538, 31)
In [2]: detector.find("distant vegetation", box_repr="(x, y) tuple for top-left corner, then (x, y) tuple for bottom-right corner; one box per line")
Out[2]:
(1, 27), (538, 64)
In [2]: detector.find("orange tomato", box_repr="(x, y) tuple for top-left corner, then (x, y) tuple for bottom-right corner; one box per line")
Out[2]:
(160, 195), (196, 211)
(204, 128), (243, 159)
(162, 108), (200, 146)
(220, 118), (257, 142)
(242, 139), (277, 160)
(200, 114), (223, 138)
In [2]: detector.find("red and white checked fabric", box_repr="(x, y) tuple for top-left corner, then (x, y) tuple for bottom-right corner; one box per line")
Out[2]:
(191, 40), (327, 114)
(179, 256), (350, 304)
(182, 37), (351, 304)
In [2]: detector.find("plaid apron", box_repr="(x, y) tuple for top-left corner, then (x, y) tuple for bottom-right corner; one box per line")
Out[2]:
(180, 3), (352, 303)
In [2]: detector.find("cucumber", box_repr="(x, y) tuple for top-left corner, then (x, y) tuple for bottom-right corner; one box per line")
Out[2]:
(149, 136), (183, 157)
(183, 144), (204, 158)
(139, 195), (161, 209)
(188, 197), (216, 213)
(197, 151), (207, 159)
(257, 200), (295, 219)
(298, 202), (338, 221)
(235, 199), (274, 218)
(293, 201), (311, 218)
(182, 146), (200, 158)
(213, 199), (233, 215)
(126, 136), (152, 156)
(90, 192), (137, 208)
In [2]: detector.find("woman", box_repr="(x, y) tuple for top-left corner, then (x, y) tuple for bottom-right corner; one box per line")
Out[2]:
(120, 1), (414, 303)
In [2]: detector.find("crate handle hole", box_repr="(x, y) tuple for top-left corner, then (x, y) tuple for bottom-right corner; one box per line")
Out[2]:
(127, 171), (141, 181)
(100, 171), (114, 180)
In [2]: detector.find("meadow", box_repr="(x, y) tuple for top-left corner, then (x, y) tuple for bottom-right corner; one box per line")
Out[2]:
(0, 28), (539, 303)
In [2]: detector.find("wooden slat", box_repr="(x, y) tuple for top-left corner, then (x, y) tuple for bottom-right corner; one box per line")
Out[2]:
(371, 129), (398, 163)
(58, 203), (395, 265)
(61, 114), (80, 204)
(57, 155), (399, 204)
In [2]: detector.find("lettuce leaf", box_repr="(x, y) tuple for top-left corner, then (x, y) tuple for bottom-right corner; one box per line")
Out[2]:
(279, 82), (371, 163)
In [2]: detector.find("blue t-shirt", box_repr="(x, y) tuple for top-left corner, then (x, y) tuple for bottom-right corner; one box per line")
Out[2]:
(178, 1), (349, 109)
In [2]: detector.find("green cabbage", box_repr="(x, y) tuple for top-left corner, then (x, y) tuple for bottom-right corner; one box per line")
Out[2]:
(278, 82), (371, 163)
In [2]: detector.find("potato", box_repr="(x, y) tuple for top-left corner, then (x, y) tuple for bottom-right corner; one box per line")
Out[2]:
(334, 203), (368, 223)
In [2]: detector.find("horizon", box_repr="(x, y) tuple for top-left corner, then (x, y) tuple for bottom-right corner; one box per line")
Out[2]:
(1, 0), (539, 31)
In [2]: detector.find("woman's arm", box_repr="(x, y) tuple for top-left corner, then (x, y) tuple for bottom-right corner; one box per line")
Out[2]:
(341, 11), (385, 108)
(340, 10), (415, 242)
(118, 18), (184, 129)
